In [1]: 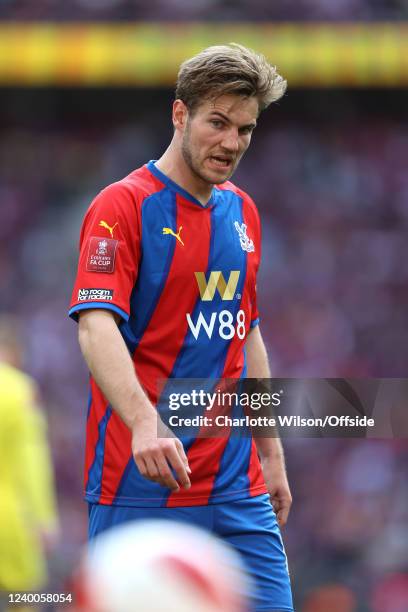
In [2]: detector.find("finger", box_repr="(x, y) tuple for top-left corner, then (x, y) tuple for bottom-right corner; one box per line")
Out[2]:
(134, 454), (148, 479)
(155, 455), (180, 491)
(277, 500), (291, 527)
(175, 439), (191, 473)
(135, 453), (165, 487)
(165, 444), (191, 489)
(277, 508), (289, 527)
(144, 456), (160, 480)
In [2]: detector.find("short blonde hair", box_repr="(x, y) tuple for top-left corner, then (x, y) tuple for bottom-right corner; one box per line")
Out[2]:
(176, 43), (287, 114)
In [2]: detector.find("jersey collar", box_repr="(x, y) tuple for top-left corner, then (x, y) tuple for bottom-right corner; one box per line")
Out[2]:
(147, 160), (216, 208)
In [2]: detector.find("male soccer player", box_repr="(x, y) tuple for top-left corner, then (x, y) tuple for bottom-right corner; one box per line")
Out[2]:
(69, 44), (293, 611)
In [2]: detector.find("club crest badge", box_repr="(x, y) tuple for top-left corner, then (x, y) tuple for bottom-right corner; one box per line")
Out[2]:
(234, 221), (255, 253)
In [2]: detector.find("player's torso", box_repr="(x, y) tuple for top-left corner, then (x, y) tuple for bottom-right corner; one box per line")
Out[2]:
(82, 166), (265, 507)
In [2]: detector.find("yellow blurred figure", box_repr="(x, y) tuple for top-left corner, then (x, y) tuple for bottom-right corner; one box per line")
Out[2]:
(0, 316), (58, 601)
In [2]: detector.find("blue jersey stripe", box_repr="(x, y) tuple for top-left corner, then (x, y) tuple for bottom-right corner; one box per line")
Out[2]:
(209, 437), (252, 501)
(208, 195), (251, 500)
(113, 457), (134, 503)
(208, 378), (252, 501)
(113, 457), (174, 506)
(69, 302), (129, 322)
(155, 191), (249, 507)
(86, 406), (112, 501)
(86, 386), (92, 420)
(169, 191), (246, 379)
(157, 197), (221, 508)
(120, 189), (177, 354)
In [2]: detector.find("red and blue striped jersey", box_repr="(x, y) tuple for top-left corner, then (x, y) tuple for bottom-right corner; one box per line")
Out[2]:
(69, 161), (267, 507)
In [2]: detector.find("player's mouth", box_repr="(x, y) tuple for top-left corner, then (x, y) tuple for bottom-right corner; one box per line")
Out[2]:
(208, 156), (233, 170)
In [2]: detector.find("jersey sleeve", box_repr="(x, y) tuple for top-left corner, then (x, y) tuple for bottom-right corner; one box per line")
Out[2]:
(69, 182), (141, 322)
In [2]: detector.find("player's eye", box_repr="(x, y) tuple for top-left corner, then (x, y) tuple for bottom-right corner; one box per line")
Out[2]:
(239, 127), (254, 136)
(210, 120), (224, 129)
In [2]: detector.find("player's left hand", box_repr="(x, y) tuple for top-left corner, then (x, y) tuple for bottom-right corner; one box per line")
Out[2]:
(261, 455), (292, 528)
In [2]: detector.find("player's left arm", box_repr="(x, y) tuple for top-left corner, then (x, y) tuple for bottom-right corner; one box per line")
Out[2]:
(245, 326), (292, 527)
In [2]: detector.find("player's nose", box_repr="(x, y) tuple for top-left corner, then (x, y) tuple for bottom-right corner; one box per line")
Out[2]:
(220, 128), (240, 153)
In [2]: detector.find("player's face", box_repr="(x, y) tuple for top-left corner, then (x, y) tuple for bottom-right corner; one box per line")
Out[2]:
(181, 94), (258, 185)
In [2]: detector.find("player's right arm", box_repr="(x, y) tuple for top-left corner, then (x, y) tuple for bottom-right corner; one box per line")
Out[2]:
(79, 309), (191, 491)
(70, 182), (190, 492)
(78, 308), (191, 492)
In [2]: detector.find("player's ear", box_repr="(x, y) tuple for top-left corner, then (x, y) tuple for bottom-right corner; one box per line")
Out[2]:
(172, 99), (188, 131)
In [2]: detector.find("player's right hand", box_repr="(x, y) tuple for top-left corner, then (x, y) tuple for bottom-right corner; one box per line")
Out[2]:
(131, 410), (191, 492)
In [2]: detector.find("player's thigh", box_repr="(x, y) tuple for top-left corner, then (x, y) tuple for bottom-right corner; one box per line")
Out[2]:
(214, 494), (293, 612)
(88, 503), (212, 540)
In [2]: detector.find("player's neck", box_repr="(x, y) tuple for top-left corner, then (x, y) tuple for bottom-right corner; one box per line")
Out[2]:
(155, 147), (213, 207)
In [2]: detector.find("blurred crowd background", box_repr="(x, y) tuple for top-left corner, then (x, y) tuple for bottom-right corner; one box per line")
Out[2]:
(0, 2), (407, 611)
(1, 0), (408, 21)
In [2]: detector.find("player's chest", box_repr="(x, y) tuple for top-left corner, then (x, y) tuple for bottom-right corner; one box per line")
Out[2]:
(139, 200), (258, 286)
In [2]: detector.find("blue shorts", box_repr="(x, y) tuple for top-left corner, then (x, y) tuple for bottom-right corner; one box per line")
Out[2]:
(88, 494), (294, 612)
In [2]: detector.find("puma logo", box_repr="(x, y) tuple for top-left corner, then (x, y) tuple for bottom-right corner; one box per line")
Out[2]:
(99, 220), (118, 238)
(162, 226), (184, 246)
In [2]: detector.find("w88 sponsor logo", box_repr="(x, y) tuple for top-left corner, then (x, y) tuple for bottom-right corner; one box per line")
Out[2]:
(187, 270), (246, 340)
(187, 309), (246, 340)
